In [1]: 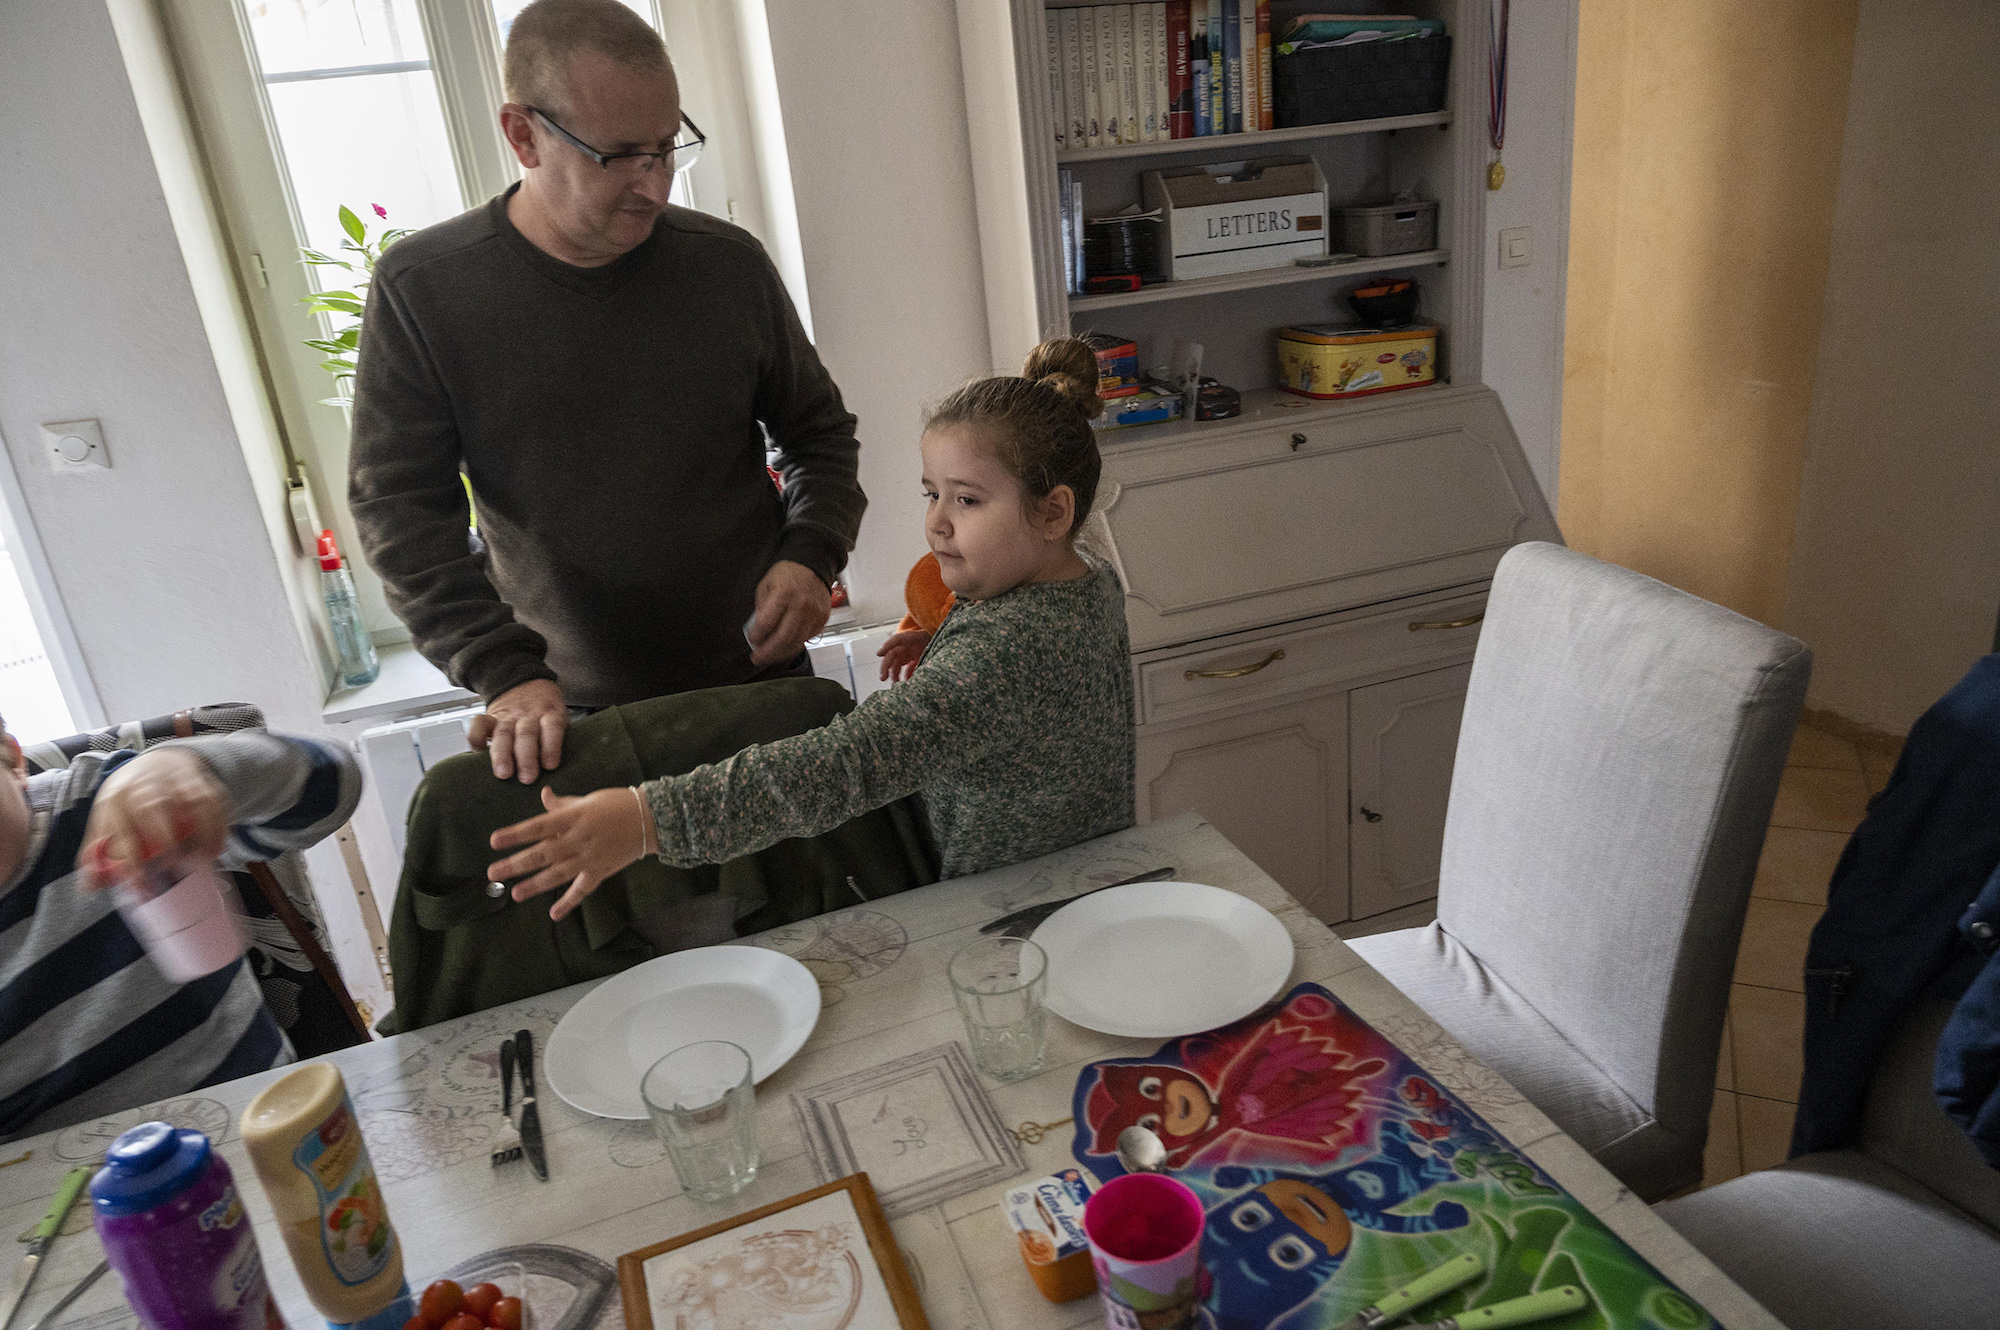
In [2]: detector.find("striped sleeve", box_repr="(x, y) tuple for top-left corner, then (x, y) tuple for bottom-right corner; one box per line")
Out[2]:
(166, 732), (363, 866)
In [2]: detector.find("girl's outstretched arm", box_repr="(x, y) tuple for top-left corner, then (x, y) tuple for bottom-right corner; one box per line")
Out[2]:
(489, 613), (1015, 918)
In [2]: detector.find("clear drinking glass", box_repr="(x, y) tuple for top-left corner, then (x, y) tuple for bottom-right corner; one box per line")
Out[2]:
(949, 936), (1049, 1083)
(641, 1041), (759, 1202)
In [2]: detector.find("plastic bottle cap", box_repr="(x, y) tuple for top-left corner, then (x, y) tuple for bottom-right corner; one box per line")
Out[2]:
(90, 1122), (212, 1216)
(318, 529), (344, 572)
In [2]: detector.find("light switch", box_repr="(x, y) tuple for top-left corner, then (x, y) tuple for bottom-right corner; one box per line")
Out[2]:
(41, 419), (110, 470)
(1499, 226), (1532, 270)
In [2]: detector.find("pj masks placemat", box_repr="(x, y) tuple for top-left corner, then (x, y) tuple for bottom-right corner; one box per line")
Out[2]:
(1068, 984), (1717, 1330)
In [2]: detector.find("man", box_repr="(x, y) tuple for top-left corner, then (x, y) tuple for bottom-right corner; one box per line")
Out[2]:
(349, 0), (865, 784)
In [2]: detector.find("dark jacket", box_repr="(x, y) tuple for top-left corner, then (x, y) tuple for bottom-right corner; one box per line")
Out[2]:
(382, 678), (936, 1032)
(1792, 654), (2000, 1161)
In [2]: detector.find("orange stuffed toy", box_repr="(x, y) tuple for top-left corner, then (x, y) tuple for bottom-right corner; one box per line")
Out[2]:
(877, 553), (956, 683)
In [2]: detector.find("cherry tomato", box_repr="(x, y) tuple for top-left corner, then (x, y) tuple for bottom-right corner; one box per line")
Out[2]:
(403, 1318), (432, 1330)
(419, 1281), (465, 1324)
(462, 1285), (503, 1321)
(441, 1315), (484, 1330)
(488, 1296), (523, 1330)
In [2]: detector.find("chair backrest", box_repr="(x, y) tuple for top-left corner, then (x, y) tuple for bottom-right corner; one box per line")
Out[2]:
(1860, 996), (2000, 1230)
(1437, 543), (1810, 1146)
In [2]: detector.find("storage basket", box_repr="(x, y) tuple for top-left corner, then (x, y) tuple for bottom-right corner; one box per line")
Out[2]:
(1335, 199), (1438, 257)
(1273, 35), (1453, 128)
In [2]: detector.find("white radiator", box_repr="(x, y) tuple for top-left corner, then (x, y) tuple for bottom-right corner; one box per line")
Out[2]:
(355, 627), (889, 859)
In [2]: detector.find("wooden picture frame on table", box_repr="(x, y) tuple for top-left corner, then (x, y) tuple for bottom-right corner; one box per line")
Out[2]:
(617, 1172), (930, 1330)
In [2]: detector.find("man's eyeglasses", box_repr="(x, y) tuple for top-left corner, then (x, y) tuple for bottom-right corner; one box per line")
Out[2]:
(527, 106), (706, 177)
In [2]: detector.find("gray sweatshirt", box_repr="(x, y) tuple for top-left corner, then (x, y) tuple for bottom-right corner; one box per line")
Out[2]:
(644, 551), (1137, 879)
(348, 188), (867, 706)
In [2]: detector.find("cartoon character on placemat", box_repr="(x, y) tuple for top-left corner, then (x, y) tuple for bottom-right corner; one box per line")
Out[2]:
(1195, 1122), (1474, 1330)
(1076, 990), (1394, 1171)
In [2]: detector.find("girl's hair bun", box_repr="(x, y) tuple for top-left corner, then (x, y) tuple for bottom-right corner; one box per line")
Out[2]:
(1022, 338), (1103, 421)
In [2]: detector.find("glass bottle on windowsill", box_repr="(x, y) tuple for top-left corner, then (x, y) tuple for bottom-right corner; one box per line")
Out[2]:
(318, 529), (380, 688)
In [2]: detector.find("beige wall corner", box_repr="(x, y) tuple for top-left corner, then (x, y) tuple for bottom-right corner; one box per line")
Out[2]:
(1558, 0), (1859, 625)
(1781, 0), (2000, 733)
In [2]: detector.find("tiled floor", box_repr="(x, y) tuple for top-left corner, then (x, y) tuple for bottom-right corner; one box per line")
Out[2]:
(1700, 720), (1902, 1188)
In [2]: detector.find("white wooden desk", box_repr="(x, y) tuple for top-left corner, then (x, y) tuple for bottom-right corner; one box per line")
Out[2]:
(0, 815), (1783, 1330)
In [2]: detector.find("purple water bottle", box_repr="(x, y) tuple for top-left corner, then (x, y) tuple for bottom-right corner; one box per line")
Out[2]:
(91, 1122), (284, 1330)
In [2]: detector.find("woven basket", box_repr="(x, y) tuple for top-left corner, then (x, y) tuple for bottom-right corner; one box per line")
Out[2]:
(1273, 35), (1453, 128)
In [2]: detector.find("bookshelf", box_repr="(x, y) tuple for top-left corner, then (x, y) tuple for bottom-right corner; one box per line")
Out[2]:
(1069, 247), (1449, 313)
(1055, 109), (1452, 164)
(974, 0), (1492, 401)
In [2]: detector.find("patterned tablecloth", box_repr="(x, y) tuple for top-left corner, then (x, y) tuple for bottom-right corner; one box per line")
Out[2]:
(0, 815), (1783, 1330)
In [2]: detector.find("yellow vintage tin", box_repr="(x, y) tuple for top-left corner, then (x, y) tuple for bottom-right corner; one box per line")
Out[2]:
(1276, 323), (1438, 399)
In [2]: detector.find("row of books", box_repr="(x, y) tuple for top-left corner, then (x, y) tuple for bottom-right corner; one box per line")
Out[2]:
(1045, 1), (1276, 153)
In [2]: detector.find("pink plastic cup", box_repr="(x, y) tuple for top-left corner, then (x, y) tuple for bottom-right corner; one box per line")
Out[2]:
(1082, 1172), (1205, 1330)
(115, 864), (245, 982)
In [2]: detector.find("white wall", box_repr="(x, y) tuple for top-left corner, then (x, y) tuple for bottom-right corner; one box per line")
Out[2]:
(0, 0), (326, 735)
(1480, 0), (1577, 508)
(761, 0), (995, 627)
(1781, 0), (2000, 731)
(0, 0), (393, 1018)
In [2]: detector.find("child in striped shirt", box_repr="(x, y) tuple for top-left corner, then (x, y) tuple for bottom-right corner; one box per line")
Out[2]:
(0, 721), (360, 1141)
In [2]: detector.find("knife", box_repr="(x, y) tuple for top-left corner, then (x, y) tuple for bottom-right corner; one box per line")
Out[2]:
(1334, 1252), (1485, 1330)
(515, 1028), (548, 1182)
(978, 866), (1179, 938)
(1406, 1286), (1589, 1330)
(0, 1166), (92, 1330)
(25, 1260), (106, 1330)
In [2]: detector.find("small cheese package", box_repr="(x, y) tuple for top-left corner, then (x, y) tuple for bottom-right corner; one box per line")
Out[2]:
(1001, 1169), (1098, 1302)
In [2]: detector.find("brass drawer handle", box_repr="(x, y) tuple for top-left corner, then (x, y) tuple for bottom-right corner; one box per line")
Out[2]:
(1186, 649), (1285, 680)
(1408, 612), (1485, 632)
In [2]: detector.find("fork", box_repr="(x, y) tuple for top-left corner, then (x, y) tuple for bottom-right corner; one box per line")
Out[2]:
(490, 1037), (522, 1167)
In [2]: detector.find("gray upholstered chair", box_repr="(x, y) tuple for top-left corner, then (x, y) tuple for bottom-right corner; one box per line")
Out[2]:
(1655, 997), (2000, 1327)
(1348, 542), (1810, 1201)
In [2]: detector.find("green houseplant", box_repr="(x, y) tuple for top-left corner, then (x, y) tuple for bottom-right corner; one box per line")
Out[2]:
(299, 203), (407, 407)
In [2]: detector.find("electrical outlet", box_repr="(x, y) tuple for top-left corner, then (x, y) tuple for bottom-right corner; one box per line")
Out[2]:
(41, 419), (110, 470)
(1498, 226), (1532, 270)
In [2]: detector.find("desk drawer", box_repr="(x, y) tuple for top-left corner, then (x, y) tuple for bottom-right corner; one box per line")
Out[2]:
(1138, 589), (1487, 727)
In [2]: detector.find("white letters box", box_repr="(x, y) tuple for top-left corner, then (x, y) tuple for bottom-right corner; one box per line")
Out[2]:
(1142, 155), (1328, 281)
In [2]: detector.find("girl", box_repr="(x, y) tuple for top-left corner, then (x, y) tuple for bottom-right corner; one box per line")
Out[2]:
(488, 339), (1135, 920)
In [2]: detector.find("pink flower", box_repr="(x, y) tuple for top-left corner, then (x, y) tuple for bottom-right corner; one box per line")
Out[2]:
(371, 203), (388, 219)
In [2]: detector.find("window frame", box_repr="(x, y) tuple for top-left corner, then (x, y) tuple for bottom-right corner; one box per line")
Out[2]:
(159, 0), (777, 644)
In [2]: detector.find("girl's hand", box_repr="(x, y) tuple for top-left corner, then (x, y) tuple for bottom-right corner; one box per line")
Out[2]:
(877, 629), (933, 683)
(80, 749), (230, 891)
(489, 786), (653, 921)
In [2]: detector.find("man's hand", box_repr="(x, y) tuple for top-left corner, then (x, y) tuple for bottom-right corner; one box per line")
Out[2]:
(489, 785), (652, 921)
(468, 678), (568, 784)
(748, 559), (832, 669)
(876, 629), (932, 683)
(80, 749), (230, 891)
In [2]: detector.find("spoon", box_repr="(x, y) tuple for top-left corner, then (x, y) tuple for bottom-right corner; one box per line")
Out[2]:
(1116, 1125), (1169, 1174)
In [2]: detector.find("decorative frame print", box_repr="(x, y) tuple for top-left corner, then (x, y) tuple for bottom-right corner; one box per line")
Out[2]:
(789, 1042), (1025, 1218)
(617, 1174), (928, 1330)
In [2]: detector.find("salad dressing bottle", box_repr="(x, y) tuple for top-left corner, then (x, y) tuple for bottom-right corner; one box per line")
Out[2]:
(240, 1063), (412, 1330)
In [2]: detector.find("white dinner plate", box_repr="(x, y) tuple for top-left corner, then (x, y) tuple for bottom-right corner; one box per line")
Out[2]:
(544, 945), (821, 1119)
(1031, 882), (1294, 1038)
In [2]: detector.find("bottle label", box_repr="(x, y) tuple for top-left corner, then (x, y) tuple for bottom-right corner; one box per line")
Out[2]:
(210, 1224), (269, 1313)
(292, 1097), (395, 1286)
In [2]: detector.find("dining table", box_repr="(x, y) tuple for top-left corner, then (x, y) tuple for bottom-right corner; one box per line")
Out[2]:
(0, 813), (1786, 1330)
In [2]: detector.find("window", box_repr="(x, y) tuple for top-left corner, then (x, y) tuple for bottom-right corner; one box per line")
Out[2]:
(244, 1), (464, 264)
(0, 532), (77, 745)
(162, 0), (774, 652)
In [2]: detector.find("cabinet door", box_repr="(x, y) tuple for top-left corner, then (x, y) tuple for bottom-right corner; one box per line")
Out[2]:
(1347, 663), (1473, 920)
(1137, 692), (1350, 923)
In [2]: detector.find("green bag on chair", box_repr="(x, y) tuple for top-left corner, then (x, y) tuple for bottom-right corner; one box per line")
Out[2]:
(381, 678), (938, 1032)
